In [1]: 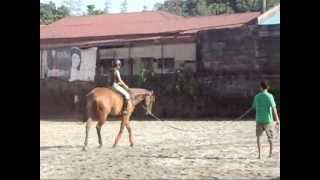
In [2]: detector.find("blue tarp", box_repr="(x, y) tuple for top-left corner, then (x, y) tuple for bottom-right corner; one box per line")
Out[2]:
(260, 12), (280, 25)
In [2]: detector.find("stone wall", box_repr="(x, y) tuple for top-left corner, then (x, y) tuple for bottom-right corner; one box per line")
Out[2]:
(40, 73), (279, 119)
(199, 25), (280, 75)
(126, 73), (280, 118)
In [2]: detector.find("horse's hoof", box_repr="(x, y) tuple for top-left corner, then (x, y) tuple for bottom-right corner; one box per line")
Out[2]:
(112, 144), (117, 148)
(98, 145), (103, 148)
(82, 146), (87, 151)
(130, 144), (134, 147)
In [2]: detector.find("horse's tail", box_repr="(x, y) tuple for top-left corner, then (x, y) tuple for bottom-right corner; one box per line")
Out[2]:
(82, 93), (98, 123)
(82, 96), (88, 123)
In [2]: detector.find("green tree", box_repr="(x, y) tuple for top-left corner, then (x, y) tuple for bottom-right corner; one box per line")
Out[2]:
(195, 0), (209, 16)
(120, 0), (128, 13)
(86, 4), (104, 16)
(104, 0), (110, 13)
(154, 0), (280, 16)
(56, 5), (71, 18)
(185, 0), (198, 16)
(153, 2), (163, 11)
(142, 5), (148, 11)
(40, 1), (70, 25)
(154, 0), (184, 16)
(63, 0), (82, 16)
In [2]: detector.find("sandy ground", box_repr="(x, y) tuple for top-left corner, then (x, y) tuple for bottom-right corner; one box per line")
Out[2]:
(40, 120), (280, 180)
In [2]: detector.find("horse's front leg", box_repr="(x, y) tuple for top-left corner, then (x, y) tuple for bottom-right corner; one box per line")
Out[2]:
(96, 110), (108, 148)
(96, 120), (106, 148)
(125, 119), (134, 147)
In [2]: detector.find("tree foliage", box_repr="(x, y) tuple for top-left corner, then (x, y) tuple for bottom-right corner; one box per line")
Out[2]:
(104, 0), (110, 13)
(86, 5), (104, 16)
(40, 1), (70, 25)
(142, 5), (148, 11)
(154, 0), (280, 17)
(120, 0), (128, 13)
(63, 0), (82, 16)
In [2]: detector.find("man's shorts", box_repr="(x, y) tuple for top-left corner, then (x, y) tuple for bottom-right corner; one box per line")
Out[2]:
(256, 123), (274, 141)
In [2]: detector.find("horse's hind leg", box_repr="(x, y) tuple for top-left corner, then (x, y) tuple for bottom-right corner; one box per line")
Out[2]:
(96, 117), (107, 148)
(83, 117), (92, 151)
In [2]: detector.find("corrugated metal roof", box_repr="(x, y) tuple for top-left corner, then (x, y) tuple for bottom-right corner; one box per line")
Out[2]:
(40, 35), (196, 49)
(41, 11), (260, 43)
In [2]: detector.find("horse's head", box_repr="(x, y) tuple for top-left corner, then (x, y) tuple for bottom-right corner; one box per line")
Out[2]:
(143, 90), (155, 116)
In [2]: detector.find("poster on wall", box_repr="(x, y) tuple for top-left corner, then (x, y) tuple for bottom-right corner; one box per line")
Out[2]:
(69, 47), (82, 81)
(46, 47), (83, 81)
(47, 48), (72, 81)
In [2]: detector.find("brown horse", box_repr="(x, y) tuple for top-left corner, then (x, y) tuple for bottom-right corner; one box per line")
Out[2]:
(82, 87), (155, 151)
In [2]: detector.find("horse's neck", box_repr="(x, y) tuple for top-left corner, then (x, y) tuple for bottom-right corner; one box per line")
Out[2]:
(132, 94), (145, 106)
(129, 88), (151, 106)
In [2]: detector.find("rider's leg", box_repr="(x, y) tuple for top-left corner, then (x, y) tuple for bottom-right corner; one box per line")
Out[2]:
(122, 89), (131, 114)
(112, 83), (131, 115)
(122, 98), (129, 115)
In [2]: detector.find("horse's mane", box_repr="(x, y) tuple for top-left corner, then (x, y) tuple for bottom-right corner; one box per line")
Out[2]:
(129, 88), (153, 97)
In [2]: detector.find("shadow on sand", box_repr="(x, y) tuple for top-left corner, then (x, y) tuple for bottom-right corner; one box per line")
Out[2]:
(126, 154), (249, 160)
(40, 145), (83, 151)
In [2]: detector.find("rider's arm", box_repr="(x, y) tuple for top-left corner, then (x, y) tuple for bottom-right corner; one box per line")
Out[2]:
(115, 70), (129, 89)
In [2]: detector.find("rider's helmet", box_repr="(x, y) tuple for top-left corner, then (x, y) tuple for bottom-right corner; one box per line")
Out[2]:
(114, 59), (121, 67)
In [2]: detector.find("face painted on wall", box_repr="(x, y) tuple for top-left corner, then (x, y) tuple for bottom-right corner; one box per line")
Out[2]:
(71, 47), (82, 70)
(71, 53), (81, 69)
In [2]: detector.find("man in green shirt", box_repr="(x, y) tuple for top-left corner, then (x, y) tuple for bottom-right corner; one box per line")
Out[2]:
(240, 80), (280, 159)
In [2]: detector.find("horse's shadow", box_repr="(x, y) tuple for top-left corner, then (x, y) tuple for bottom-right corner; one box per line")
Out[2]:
(40, 145), (83, 151)
(126, 154), (249, 160)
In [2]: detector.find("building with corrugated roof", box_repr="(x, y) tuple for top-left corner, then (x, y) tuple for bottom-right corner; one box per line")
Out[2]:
(40, 11), (262, 82)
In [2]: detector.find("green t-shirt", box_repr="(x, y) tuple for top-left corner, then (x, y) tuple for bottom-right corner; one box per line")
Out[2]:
(252, 91), (276, 124)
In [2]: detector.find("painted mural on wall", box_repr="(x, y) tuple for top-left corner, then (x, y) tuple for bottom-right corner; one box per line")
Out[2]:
(47, 47), (73, 81)
(41, 47), (97, 82)
(69, 47), (82, 81)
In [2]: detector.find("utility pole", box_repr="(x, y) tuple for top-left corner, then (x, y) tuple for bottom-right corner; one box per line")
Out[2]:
(262, 0), (267, 13)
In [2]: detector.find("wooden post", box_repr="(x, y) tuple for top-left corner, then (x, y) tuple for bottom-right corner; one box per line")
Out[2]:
(161, 43), (164, 74)
(40, 50), (43, 79)
(94, 47), (100, 83)
(196, 34), (202, 72)
(128, 43), (133, 76)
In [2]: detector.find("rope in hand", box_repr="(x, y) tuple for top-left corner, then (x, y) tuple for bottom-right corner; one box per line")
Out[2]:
(236, 108), (280, 138)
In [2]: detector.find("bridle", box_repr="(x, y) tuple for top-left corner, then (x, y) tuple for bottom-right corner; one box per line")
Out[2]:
(142, 94), (155, 115)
